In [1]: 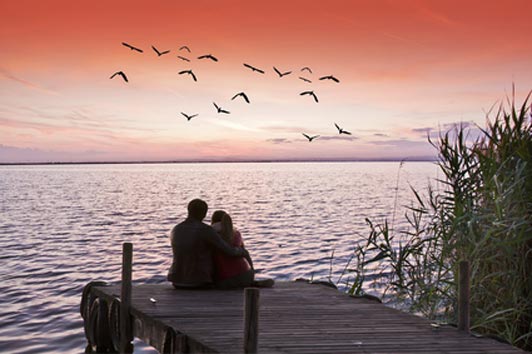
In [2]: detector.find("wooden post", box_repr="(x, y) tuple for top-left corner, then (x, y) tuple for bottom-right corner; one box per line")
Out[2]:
(458, 260), (470, 333)
(243, 287), (260, 353)
(120, 242), (133, 353)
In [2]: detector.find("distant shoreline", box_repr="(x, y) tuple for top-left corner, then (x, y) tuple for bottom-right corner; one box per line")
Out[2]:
(0, 158), (437, 166)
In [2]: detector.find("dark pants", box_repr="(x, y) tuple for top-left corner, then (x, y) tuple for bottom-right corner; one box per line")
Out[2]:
(172, 282), (214, 290)
(215, 269), (255, 289)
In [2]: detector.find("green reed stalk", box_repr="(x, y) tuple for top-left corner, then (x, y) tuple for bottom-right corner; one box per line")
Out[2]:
(341, 91), (532, 350)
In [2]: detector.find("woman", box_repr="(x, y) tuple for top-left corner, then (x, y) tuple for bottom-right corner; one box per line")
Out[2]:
(211, 210), (255, 289)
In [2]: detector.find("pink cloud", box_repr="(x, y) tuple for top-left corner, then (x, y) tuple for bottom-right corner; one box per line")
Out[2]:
(0, 67), (59, 95)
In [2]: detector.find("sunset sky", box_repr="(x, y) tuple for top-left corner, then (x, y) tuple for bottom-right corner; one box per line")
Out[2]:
(1, 0), (531, 162)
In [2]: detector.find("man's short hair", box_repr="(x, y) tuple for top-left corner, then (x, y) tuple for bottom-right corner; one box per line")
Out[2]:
(188, 199), (208, 220)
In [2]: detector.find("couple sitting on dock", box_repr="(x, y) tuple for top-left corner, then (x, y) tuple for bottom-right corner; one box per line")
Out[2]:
(167, 198), (274, 289)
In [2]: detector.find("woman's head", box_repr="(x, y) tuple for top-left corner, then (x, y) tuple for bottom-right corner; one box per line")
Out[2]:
(220, 213), (234, 244)
(211, 210), (234, 243)
(211, 210), (226, 224)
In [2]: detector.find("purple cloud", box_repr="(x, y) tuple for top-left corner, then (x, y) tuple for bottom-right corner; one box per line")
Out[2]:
(266, 138), (292, 144)
(318, 135), (359, 141)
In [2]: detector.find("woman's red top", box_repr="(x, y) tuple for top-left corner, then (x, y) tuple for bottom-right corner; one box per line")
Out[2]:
(214, 230), (251, 280)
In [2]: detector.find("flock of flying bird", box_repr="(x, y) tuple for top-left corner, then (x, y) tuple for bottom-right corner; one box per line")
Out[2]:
(110, 42), (351, 142)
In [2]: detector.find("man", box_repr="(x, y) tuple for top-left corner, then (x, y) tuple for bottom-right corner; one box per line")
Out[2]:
(167, 198), (249, 288)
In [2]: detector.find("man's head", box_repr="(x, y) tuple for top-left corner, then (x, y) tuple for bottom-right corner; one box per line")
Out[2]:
(187, 199), (208, 221)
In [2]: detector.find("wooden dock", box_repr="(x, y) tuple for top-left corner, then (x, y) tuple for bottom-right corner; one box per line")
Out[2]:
(84, 281), (523, 353)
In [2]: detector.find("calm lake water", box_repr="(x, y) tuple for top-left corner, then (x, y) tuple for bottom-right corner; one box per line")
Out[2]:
(0, 162), (439, 353)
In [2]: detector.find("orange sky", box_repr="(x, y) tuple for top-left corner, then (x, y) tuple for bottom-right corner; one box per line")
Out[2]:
(1, 0), (531, 162)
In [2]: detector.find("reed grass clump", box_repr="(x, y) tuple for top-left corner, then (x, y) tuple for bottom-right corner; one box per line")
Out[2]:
(341, 92), (532, 350)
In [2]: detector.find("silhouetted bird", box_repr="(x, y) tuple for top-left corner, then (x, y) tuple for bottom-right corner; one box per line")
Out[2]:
(231, 92), (250, 103)
(334, 123), (352, 135)
(152, 46), (170, 56)
(109, 71), (128, 82)
(301, 67), (313, 74)
(198, 54), (218, 62)
(319, 75), (340, 83)
(273, 67), (292, 78)
(179, 45), (191, 52)
(299, 77), (312, 83)
(213, 102), (230, 114)
(177, 56), (190, 62)
(121, 42), (143, 53)
(178, 70), (197, 82)
(243, 63), (265, 74)
(181, 112), (198, 121)
(300, 90), (319, 103)
(302, 133), (319, 142)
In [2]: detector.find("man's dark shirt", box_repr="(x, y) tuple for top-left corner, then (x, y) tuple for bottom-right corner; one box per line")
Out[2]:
(167, 218), (246, 287)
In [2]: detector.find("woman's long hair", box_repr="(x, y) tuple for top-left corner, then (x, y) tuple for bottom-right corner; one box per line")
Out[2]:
(220, 213), (234, 244)
(211, 210), (225, 224)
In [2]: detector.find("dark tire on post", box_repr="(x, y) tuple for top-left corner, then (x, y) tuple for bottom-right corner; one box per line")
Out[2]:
(108, 298), (121, 352)
(80, 281), (108, 318)
(162, 327), (176, 354)
(83, 293), (98, 348)
(87, 297), (113, 353)
(81, 280), (108, 347)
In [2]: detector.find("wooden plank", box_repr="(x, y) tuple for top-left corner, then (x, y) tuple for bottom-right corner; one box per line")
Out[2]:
(91, 282), (524, 354)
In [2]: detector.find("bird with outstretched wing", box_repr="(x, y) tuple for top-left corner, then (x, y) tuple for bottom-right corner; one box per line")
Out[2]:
(110, 71), (128, 82)
(152, 46), (170, 56)
(273, 66), (292, 78)
(122, 42), (143, 53)
(231, 92), (250, 104)
(198, 54), (218, 62)
(302, 133), (319, 142)
(178, 70), (197, 82)
(319, 75), (340, 83)
(300, 90), (319, 103)
(243, 63), (265, 74)
(213, 102), (230, 114)
(181, 112), (198, 121)
(334, 123), (352, 135)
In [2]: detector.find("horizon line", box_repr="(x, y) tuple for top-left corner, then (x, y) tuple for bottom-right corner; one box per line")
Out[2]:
(0, 157), (437, 166)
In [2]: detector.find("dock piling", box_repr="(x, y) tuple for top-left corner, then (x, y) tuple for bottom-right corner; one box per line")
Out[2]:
(120, 242), (134, 353)
(243, 287), (260, 353)
(458, 260), (470, 333)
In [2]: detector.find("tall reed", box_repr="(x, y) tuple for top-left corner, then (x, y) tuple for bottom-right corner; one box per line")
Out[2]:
(341, 92), (532, 350)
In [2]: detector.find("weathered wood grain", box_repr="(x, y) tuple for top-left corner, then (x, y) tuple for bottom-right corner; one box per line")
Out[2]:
(119, 243), (133, 353)
(243, 288), (259, 353)
(91, 282), (524, 353)
(458, 260), (471, 333)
